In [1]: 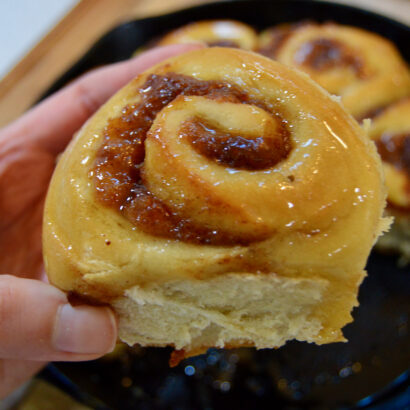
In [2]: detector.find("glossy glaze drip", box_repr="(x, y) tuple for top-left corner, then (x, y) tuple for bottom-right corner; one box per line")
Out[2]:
(93, 73), (291, 245)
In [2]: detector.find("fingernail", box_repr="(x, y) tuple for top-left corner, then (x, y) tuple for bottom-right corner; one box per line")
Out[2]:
(54, 304), (117, 354)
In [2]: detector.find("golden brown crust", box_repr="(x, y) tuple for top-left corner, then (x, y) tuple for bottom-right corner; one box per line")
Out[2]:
(43, 48), (388, 349)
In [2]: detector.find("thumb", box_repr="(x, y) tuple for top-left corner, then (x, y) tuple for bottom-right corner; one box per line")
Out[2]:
(0, 275), (117, 361)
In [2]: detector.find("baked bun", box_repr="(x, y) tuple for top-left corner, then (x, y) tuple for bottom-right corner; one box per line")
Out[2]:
(258, 22), (410, 119)
(43, 48), (389, 362)
(158, 20), (258, 49)
(368, 97), (410, 263)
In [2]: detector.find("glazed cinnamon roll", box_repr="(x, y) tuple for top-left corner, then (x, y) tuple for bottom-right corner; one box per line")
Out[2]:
(369, 98), (410, 263)
(158, 20), (258, 49)
(43, 48), (389, 362)
(259, 22), (410, 120)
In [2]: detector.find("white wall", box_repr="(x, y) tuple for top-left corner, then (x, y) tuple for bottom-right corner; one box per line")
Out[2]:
(0, 0), (79, 79)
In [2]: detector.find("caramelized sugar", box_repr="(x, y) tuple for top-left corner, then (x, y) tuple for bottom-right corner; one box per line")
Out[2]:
(93, 73), (290, 245)
(184, 118), (289, 170)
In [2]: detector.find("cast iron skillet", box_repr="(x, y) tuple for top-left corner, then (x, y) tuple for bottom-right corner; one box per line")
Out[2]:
(37, 1), (410, 409)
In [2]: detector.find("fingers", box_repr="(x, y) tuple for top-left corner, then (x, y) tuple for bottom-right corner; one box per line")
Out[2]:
(0, 43), (204, 156)
(0, 275), (117, 362)
(0, 359), (45, 399)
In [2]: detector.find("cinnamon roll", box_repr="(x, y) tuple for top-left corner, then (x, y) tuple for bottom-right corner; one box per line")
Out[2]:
(158, 20), (258, 49)
(258, 22), (410, 120)
(43, 48), (389, 362)
(368, 97), (410, 263)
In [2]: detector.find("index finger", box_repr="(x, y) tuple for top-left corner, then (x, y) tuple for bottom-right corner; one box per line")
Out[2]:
(0, 44), (204, 156)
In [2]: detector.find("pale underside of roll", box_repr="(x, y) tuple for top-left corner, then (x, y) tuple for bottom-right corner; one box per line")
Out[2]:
(43, 48), (390, 362)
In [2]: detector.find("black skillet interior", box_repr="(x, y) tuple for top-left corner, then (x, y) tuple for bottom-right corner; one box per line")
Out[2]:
(37, 1), (410, 409)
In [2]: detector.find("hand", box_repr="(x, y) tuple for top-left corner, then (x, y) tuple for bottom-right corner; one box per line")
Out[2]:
(0, 43), (202, 398)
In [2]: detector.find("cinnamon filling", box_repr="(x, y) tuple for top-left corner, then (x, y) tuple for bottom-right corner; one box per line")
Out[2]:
(376, 132), (410, 175)
(294, 38), (366, 77)
(93, 73), (291, 245)
(185, 118), (289, 170)
(376, 132), (410, 205)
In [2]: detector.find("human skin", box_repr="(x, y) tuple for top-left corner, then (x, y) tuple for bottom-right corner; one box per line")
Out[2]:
(0, 43), (202, 398)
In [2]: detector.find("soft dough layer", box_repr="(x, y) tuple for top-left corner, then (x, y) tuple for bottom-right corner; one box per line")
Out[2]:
(43, 48), (389, 357)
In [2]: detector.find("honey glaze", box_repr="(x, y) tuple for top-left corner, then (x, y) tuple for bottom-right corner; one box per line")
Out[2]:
(93, 73), (291, 245)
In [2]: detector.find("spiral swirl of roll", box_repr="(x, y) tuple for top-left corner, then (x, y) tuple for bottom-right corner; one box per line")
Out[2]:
(44, 49), (388, 343)
(258, 22), (410, 120)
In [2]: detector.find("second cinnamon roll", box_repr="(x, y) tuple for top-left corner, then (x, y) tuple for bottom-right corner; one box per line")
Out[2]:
(369, 98), (410, 263)
(259, 22), (410, 120)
